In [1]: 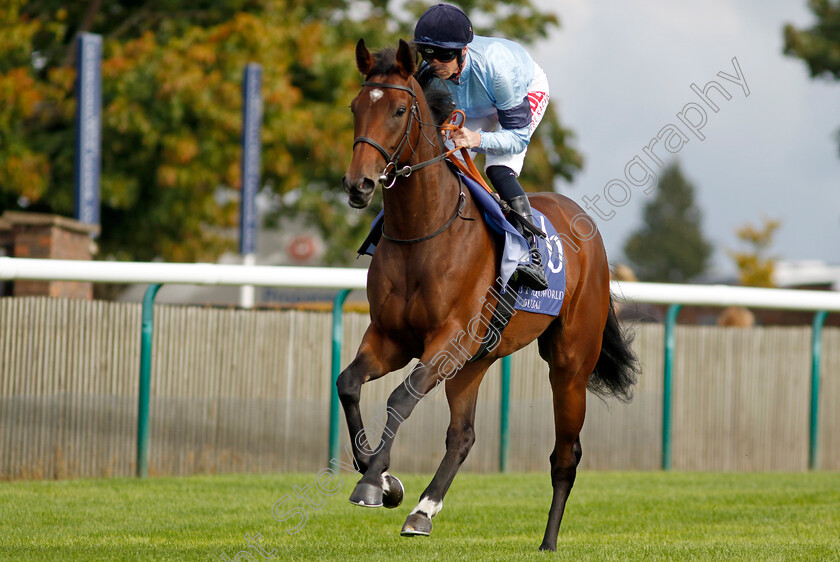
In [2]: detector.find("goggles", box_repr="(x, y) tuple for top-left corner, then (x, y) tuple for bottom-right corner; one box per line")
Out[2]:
(418, 46), (460, 62)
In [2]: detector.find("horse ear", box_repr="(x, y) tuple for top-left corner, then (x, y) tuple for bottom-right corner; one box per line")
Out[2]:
(356, 38), (374, 75)
(395, 39), (416, 78)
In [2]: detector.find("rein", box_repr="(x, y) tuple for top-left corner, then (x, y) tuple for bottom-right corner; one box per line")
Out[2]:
(353, 80), (493, 194)
(382, 179), (471, 245)
(352, 78), (492, 245)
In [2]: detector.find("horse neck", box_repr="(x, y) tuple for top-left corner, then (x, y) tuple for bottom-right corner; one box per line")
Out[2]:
(381, 117), (460, 241)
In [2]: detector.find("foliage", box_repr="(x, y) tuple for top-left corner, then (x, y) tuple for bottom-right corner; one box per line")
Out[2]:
(784, 0), (840, 157)
(729, 217), (781, 287)
(623, 162), (712, 282)
(0, 0), (581, 264)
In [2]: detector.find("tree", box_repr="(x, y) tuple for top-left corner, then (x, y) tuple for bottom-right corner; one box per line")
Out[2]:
(623, 162), (712, 282)
(0, 1), (582, 264)
(784, 0), (840, 157)
(1, 1), (363, 261)
(729, 217), (781, 287)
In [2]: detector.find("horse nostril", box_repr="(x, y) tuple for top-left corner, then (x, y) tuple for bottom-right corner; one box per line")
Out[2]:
(343, 175), (361, 194)
(343, 174), (376, 208)
(342, 175), (373, 193)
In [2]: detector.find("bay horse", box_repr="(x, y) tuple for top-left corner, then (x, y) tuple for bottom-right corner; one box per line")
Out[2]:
(339, 38), (638, 551)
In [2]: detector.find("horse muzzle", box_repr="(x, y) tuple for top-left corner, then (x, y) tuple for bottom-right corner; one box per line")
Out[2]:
(342, 175), (376, 209)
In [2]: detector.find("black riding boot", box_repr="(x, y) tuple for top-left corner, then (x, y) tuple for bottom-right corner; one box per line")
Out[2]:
(507, 195), (549, 291)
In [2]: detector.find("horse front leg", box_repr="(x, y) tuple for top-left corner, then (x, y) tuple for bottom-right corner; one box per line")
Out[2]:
(347, 342), (452, 509)
(401, 358), (492, 537)
(336, 326), (410, 477)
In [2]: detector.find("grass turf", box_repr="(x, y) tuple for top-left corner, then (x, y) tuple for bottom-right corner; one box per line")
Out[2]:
(1, 471), (838, 560)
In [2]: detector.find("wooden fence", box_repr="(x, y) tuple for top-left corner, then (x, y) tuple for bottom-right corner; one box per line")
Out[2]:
(1, 296), (837, 479)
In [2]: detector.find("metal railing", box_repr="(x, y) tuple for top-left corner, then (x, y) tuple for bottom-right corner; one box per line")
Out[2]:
(2, 256), (839, 475)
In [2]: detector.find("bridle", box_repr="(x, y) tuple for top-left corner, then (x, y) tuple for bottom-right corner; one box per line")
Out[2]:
(351, 78), (470, 244)
(353, 80), (450, 189)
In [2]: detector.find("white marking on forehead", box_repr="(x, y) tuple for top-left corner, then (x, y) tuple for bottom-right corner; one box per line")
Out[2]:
(369, 89), (384, 103)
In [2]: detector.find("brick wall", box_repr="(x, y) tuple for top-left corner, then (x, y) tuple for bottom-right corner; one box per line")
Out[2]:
(0, 212), (99, 299)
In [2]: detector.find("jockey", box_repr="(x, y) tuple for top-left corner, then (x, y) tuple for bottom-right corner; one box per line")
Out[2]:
(414, 3), (550, 291)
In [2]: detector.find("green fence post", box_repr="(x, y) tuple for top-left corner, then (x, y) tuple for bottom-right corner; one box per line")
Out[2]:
(329, 289), (351, 466)
(499, 355), (512, 473)
(137, 283), (162, 478)
(809, 310), (828, 471)
(662, 304), (681, 471)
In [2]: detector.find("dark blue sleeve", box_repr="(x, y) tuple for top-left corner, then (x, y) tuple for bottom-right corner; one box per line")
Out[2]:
(497, 96), (532, 129)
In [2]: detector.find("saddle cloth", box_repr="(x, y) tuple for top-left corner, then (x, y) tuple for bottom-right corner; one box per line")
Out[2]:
(358, 172), (566, 316)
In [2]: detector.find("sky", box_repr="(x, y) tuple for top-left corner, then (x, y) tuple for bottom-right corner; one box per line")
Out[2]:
(528, 0), (840, 277)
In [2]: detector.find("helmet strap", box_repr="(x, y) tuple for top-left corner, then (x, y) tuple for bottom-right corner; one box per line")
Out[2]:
(448, 48), (467, 84)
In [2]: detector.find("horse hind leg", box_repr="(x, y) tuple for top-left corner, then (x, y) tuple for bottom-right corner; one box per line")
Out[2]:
(537, 320), (601, 552)
(537, 299), (639, 548)
(401, 359), (491, 537)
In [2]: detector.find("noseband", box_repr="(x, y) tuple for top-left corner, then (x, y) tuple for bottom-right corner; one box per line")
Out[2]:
(353, 80), (449, 188)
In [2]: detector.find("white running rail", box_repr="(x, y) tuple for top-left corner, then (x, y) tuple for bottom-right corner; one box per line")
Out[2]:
(2, 257), (840, 311)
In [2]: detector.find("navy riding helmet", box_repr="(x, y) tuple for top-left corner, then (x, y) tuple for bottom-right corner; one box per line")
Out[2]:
(414, 3), (474, 63)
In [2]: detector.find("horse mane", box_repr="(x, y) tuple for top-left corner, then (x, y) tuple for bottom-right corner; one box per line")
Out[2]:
(370, 47), (455, 127)
(424, 87), (456, 127)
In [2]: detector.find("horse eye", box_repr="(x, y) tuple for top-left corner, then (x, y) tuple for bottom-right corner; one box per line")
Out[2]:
(395, 107), (407, 117)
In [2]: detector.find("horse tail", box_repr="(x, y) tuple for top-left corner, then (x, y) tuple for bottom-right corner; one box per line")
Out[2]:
(588, 295), (640, 403)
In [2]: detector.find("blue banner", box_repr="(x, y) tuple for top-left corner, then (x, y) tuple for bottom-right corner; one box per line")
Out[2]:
(73, 33), (102, 230)
(239, 64), (263, 255)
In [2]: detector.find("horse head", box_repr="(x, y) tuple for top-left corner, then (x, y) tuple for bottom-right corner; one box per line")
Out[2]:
(342, 39), (419, 209)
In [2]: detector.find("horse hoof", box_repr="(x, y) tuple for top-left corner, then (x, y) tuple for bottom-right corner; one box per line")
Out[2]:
(382, 474), (404, 509)
(348, 482), (383, 508)
(400, 512), (432, 536)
